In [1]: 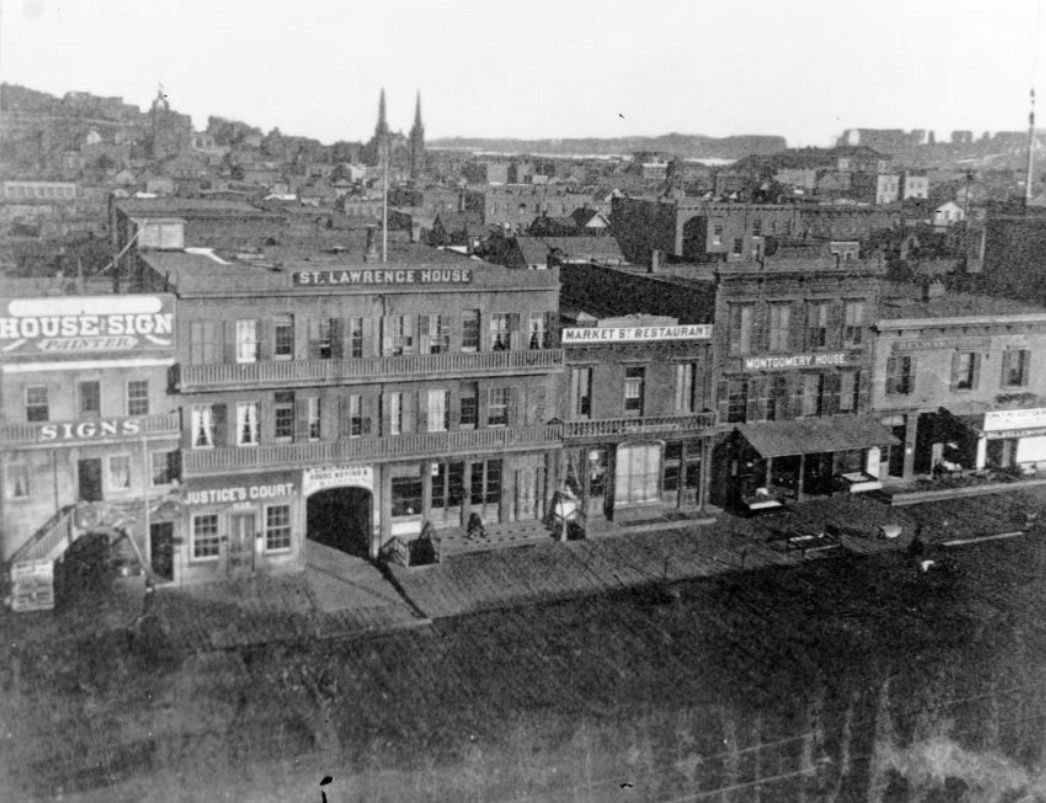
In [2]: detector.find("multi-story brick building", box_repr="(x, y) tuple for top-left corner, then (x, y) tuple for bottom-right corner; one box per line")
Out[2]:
(710, 248), (896, 510)
(134, 229), (563, 582)
(1, 286), (182, 605)
(872, 283), (1046, 479)
(464, 186), (602, 231)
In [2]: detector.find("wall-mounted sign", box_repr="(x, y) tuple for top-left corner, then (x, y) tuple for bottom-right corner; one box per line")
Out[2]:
(985, 427), (1046, 440)
(562, 325), (712, 344)
(303, 465), (374, 496)
(0, 295), (174, 356)
(10, 559), (54, 612)
(983, 408), (1046, 432)
(38, 418), (143, 443)
(185, 481), (296, 506)
(743, 352), (853, 371)
(293, 268), (472, 287)
(892, 337), (991, 353)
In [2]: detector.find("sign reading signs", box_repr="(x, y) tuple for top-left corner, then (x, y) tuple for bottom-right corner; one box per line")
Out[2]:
(38, 418), (143, 443)
(293, 268), (472, 287)
(743, 352), (853, 371)
(562, 325), (712, 344)
(185, 480), (296, 506)
(10, 559), (55, 612)
(983, 408), (1046, 433)
(0, 295), (174, 356)
(303, 465), (374, 496)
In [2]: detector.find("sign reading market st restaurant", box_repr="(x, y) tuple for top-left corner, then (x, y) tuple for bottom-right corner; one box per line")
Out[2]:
(0, 294), (175, 357)
(561, 324), (713, 344)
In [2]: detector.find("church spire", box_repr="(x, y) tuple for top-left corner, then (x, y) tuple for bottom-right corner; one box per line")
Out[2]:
(375, 88), (389, 142)
(409, 90), (425, 181)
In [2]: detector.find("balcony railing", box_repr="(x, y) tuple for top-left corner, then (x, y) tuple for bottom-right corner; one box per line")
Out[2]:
(175, 349), (565, 391)
(564, 412), (718, 439)
(182, 424), (563, 476)
(1, 411), (181, 447)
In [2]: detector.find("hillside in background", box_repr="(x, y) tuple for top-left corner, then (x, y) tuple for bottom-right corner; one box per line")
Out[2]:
(428, 133), (788, 160)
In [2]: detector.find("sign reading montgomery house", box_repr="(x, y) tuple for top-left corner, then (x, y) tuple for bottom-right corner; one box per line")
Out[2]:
(561, 325), (712, 344)
(0, 295), (174, 356)
(293, 268), (472, 286)
(742, 352), (855, 371)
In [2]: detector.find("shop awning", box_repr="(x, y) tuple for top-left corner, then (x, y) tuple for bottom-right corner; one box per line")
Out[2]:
(737, 415), (900, 459)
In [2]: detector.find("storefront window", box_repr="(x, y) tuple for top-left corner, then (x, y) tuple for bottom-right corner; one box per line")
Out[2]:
(391, 476), (424, 518)
(265, 505), (292, 551)
(192, 514), (220, 559)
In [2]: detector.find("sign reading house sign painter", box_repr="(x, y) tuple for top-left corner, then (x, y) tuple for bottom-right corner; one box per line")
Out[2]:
(293, 268), (472, 286)
(562, 325), (712, 344)
(0, 295), (175, 356)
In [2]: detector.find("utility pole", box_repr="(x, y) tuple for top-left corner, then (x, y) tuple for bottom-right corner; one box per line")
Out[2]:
(1026, 87), (1036, 207)
(382, 133), (389, 263)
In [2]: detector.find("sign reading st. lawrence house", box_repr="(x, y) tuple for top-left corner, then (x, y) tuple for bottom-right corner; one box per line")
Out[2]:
(293, 268), (473, 286)
(0, 295), (175, 356)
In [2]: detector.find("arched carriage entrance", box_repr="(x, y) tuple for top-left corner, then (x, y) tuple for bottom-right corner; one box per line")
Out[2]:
(306, 487), (373, 558)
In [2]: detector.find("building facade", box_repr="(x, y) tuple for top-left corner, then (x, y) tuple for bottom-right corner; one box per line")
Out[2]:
(0, 290), (182, 603)
(872, 287), (1046, 479)
(137, 238), (564, 583)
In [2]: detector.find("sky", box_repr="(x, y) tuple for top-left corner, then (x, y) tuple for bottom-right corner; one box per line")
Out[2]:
(2, 0), (1045, 148)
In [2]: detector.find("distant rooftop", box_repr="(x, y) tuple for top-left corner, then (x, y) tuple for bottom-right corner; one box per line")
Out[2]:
(878, 283), (1046, 322)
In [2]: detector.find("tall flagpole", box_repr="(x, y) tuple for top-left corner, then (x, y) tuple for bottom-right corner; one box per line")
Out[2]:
(1027, 87), (1036, 206)
(382, 132), (389, 263)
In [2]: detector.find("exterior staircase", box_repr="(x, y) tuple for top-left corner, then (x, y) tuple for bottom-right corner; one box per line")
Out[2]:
(8, 506), (78, 565)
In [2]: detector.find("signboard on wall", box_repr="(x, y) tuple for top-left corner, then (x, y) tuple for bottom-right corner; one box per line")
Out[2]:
(184, 471), (297, 506)
(742, 352), (854, 371)
(892, 336), (991, 353)
(293, 268), (472, 287)
(562, 324), (712, 344)
(303, 465), (374, 496)
(10, 560), (55, 612)
(0, 295), (175, 356)
(983, 408), (1046, 432)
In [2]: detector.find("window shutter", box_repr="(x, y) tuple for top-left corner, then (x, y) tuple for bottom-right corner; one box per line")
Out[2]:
(381, 317), (392, 357)
(338, 396), (351, 439)
(295, 398), (310, 441)
(213, 404), (227, 446)
(908, 358), (916, 394)
(449, 388), (461, 430)
(308, 318), (321, 360)
(949, 352), (961, 391)
(419, 315), (431, 355)
(790, 301), (804, 351)
(259, 319), (273, 362)
(790, 375), (804, 418)
(717, 378), (730, 423)
(826, 372), (841, 415)
(827, 301), (844, 349)
(746, 376), (761, 422)
(329, 319), (344, 359)
(509, 313), (521, 350)
(856, 369), (870, 412)
(752, 304), (769, 353)
(223, 321), (237, 364)
(508, 386), (519, 426)
(361, 316), (374, 357)
(754, 374), (770, 421)
(531, 385), (546, 424)
(362, 394), (375, 435)
(418, 390), (430, 432)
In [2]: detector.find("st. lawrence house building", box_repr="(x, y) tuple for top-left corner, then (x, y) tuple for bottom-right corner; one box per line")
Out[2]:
(1, 282), (182, 605)
(711, 242), (899, 512)
(135, 225), (563, 581)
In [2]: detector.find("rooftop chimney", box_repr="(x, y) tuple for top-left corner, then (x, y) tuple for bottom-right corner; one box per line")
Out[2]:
(364, 225), (379, 263)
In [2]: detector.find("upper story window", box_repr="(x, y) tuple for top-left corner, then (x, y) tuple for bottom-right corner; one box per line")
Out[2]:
(127, 380), (149, 416)
(420, 314), (449, 355)
(488, 387), (510, 427)
(952, 352), (980, 391)
(306, 397), (322, 441)
(189, 320), (219, 365)
(274, 316), (294, 360)
(571, 367), (593, 420)
(236, 320), (258, 364)
(491, 313), (516, 351)
(839, 371), (860, 412)
(726, 378), (748, 424)
(385, 316), (414, 356)
(528, 312), (552, 350)
(843, 301), (865, 346)
(624, 367), (645, 417)
(886, 356), (914, 395)
(768, 303), (791, 353)
(462, 311), (481, 352)
(728, 304), (754, 355)
(806, 301), (829, 348)
(79, 380), (101, 418)
(1002, 349), (1030, 388)
(349, 317), (364, 359)
(274, 391), (294, 441)
(26, 385), (49, 422)
(460, 383), (478, 429)
(426, 389), (450, 433)
(236, 401), (260, 446)
(675, 363), (696, 414)
(752, 219), (762, 237)
(732, 238), (743, 256)
(711, 223), (724, 246)
(191, 403), (221, 448)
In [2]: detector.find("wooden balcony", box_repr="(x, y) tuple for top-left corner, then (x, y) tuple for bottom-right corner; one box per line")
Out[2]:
(564, 412), (718, 440)
(182, 424), (563, 476)
(1, 412), (182, 448)
(175, 349), (565, 392)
